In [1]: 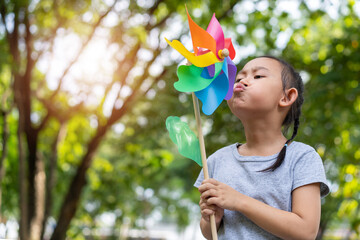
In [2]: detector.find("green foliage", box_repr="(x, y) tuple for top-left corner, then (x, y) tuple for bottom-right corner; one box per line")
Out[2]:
(0, 112), (19, 217)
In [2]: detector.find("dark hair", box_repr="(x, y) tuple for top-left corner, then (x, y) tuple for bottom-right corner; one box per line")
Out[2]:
(259, 56), (304, 172)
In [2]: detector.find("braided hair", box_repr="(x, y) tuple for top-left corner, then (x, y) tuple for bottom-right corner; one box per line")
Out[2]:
(259, 56), (304, 172)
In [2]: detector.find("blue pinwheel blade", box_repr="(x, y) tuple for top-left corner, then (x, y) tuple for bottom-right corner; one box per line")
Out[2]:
(195, 73), (229, 115)
(195, 58), (230, 115)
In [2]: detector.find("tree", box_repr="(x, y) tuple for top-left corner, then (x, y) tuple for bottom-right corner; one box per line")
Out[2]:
(0, 0), (239, 239)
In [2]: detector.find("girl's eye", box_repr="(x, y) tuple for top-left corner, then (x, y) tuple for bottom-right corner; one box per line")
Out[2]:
(254, 75), (264, 79)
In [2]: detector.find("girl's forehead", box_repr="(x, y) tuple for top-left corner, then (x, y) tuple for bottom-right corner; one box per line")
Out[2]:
(240, 57), (282, 73)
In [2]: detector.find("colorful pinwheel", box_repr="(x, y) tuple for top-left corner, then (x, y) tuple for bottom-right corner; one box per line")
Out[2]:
(165, 7), (237, 115)
(165, 8), (236, 240)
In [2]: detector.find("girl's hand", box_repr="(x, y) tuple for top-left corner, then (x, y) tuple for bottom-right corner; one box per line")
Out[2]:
(199, 178), (243, 211)
(199, 196), (224, 224)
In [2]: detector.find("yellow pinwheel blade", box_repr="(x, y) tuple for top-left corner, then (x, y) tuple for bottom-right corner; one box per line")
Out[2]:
(165, 38), (220, 67)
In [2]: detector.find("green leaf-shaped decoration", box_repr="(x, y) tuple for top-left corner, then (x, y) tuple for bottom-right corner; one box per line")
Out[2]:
(165, 116), (202, 167)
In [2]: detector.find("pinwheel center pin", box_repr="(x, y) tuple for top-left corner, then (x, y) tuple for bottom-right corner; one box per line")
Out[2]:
(218, 48), (229, 59)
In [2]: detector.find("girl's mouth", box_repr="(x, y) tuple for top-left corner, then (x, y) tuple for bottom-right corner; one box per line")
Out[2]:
(234, 83), (246, 92)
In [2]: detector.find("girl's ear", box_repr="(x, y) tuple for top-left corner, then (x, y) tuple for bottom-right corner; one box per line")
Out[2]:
(279, 88), (298, 107)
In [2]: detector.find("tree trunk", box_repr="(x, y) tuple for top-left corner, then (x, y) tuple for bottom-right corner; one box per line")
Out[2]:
(0, 110), (9, 222)
(50, 125), (108, 240)
(18, 110), (28, 240)
(41, 123), (66, 239)
(29, 152), (45, 240)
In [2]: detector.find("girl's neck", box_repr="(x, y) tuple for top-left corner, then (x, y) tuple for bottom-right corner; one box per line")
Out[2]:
(239, 119), (287, 156)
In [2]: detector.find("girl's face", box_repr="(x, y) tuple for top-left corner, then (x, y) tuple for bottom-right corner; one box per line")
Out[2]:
(227, 57), (285, 119)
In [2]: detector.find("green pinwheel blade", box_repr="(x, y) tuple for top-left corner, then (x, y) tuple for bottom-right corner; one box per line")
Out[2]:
(165, 116), (202, 167)
(174, 61), (224, 93)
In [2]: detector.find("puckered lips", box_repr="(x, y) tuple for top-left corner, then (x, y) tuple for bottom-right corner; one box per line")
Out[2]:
(234, 82), (246, 93)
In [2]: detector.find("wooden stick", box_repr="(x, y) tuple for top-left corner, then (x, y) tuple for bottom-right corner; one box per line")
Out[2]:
(192, 92), (218, 240)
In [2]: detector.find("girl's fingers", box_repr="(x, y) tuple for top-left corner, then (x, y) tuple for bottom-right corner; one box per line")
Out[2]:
(201, 208), (214, 216)
(201, 189), (217, 199)
(206, 197), (218, 206)
(200, 202), (216, 211)
(201, 178), (219, 185)
(204, 178), (220, 185)
(198, 182), (216, 193)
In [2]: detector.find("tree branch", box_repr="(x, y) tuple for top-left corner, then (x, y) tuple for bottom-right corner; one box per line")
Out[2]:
(0, 0), (20, 65)
(148, 0), (165, 16)
(145, 12), (171, 31)
(34, 2), (64, 92)
(37, 95), (87, 124)
(0, 0), (10, 40)
(216, 0), (239, 21)
(108, 49), (161, 126)
(49, 2), (116, 100)
(99, 42), (141, 114)
(35, 112), (50, 133)
(24, 8), (35, 80)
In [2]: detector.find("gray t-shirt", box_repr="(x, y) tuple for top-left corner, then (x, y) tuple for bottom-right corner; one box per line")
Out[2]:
(194, 141), (330, 240)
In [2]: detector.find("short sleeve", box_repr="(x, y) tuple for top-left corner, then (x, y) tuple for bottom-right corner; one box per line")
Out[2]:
(292, 150), (330, 198)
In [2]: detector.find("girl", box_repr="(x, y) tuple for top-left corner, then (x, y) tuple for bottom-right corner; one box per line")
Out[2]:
(194, 56), (329, 240)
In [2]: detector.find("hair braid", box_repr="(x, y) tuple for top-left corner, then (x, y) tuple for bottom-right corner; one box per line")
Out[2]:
(259, 56), (304, 172)
(289, 116), (300, 142)
(260, 117), (300, 172)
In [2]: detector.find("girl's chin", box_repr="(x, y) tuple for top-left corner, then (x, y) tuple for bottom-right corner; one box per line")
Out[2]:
(227, 97), (246, 106)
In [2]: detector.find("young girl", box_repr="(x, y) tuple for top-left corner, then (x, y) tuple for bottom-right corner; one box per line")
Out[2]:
(194, 56), (329, 240)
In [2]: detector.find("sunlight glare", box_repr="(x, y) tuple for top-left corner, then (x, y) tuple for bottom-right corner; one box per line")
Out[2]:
(38, 28), (119, 109)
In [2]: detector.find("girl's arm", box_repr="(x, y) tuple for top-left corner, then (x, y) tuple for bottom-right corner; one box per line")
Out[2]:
(199, 179), (321, 240)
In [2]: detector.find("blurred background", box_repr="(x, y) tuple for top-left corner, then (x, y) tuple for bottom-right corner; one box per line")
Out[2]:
(0, 0), (359, 239)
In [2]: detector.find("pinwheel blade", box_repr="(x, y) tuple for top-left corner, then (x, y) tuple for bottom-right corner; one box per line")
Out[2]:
(165, 38), (220, 67)
(206, 13), (224, 55)
(175, 61), (224, 92)
(195, 74), (228, 115)
(186, 6), (217, 56)
(224, 57), (237, 100)
(166, 116), (202, 167)
(195, 61), (229, 115)
(225, 38), (236, 60)
(201, 64), (215, 78)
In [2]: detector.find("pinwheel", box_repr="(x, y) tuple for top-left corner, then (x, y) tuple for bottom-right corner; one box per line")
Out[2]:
(165, 6), (236, 115)
(165, 7), (236, 240)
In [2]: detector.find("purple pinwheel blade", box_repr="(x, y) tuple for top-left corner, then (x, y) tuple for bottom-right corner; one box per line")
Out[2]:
(200, 64), (215, 79)
(224, 57), (237, 100)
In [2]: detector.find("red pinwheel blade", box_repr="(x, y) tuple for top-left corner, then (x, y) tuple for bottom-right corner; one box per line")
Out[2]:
(225, 38), (236, 60)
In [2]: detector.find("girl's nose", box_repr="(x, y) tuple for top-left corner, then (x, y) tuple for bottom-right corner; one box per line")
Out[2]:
(240, 78), (249, 87)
